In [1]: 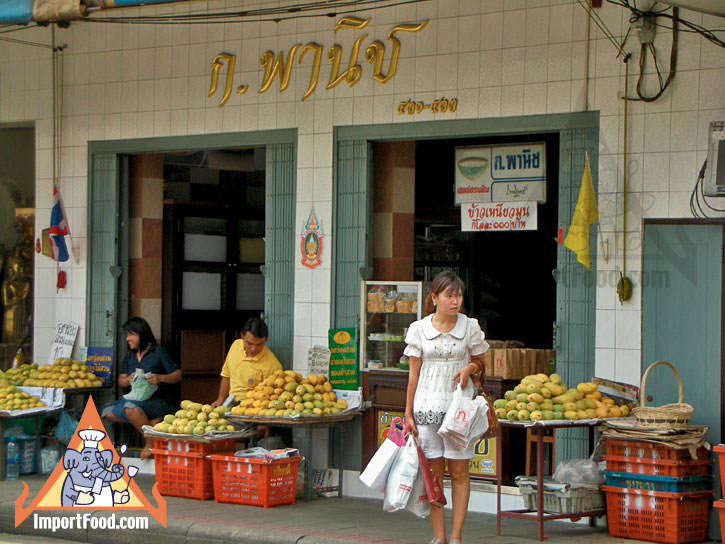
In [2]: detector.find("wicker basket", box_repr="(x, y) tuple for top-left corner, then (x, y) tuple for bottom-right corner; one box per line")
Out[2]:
(632, 361), (693, 429)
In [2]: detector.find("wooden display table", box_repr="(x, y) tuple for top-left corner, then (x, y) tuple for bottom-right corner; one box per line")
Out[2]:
(497, 419), (605, 541)
(226, 412), (361, 501)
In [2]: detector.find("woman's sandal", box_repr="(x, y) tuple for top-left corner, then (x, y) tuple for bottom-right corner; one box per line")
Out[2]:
(428, 539), (447, 544)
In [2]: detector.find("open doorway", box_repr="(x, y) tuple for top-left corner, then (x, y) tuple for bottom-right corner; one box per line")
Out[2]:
(125, 147), (267, 404)
(0, 125), (35, 369)
(413, 133), (559, 349)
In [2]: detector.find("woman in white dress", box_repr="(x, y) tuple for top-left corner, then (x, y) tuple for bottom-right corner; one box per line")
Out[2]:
(404, 270), (488, 544)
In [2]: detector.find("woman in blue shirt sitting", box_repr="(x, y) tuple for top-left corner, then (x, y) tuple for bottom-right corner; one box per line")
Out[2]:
(102, 317), (181, 458)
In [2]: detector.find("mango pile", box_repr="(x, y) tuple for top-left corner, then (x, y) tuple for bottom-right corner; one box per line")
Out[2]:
(0, 385), (46, 411)
(1, 361), (103, 389)
(230, 370), (348, 417)
(154, 400), (234, 435)
(492, 373), (631, 421)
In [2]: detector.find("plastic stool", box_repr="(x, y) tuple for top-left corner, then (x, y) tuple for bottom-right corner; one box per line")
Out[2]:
(525, 427), (555, 476)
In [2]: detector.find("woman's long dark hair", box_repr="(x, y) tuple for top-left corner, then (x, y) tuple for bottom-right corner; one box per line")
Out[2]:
(424, 269), (466, 316)
(122, 317), (157, 351)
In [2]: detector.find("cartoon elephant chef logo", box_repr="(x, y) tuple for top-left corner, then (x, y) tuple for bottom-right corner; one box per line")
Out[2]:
(61, 429), (133, 507)
(14, 396), (167, 528)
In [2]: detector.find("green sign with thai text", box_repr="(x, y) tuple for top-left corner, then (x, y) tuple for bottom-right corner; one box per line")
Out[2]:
(328, 328), (358, 390)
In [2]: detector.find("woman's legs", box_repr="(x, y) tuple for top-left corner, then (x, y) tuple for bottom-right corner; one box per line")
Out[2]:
(447, 458), (471, 542)
(428, 457), (447, 543)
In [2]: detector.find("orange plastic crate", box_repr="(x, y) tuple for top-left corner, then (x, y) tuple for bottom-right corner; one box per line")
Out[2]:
(602, 486), (711, 544)
(713, 445), (725, 497)
(603, 454), (710, 478)
(154, 449), (223, 500)
(605, 439), (709, 462)
(713, 499), (725, 542)
(209, 453), (300, 507)
(150, 437), (236, 454)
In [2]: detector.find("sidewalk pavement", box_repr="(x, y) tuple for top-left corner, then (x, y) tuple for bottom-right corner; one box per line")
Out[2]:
(0, 474), (714, 544)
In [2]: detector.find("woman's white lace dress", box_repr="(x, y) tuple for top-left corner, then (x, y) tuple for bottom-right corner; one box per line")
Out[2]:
(403, 313), (489, 425)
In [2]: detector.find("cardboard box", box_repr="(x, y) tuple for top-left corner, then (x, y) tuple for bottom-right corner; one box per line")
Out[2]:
(491, 348), (552, 380)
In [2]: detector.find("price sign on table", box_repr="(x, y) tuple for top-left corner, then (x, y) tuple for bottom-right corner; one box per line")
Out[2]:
(48, 321), (79, 363)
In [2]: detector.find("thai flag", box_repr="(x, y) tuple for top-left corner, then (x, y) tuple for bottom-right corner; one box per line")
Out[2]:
(49, 184), (69, 262)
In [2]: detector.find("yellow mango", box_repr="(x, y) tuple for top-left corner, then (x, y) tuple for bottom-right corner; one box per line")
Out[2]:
(564, 410), (578, 420)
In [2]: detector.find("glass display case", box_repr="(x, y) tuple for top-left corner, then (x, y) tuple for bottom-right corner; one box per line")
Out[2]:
(360, 281), (422, 371)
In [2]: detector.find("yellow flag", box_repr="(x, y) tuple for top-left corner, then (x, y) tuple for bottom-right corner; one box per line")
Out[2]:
(563, 157), (598, 269)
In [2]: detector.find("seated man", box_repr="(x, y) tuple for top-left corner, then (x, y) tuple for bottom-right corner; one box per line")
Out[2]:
(102, 317), (182, 458)
(212, 317), (282, 407)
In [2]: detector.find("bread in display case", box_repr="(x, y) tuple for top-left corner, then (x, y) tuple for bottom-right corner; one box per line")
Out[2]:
(360, 281), (422, 371)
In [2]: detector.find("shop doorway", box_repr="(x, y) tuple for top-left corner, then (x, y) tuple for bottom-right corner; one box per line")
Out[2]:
(87, 131), (296, 410)
(333, 113), (599, 469)
(0, 124), (35, 369)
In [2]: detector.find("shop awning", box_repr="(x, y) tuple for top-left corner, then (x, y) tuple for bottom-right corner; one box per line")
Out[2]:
(0, 0), (195, 24)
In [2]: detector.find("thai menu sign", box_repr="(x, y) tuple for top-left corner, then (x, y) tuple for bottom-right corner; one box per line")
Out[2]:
(328, 328), (358, 390)
(455, 143), (546, 204)
(461, 202), (538, 232)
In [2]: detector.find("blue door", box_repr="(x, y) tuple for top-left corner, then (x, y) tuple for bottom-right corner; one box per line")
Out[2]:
(642, 224), (721, 444)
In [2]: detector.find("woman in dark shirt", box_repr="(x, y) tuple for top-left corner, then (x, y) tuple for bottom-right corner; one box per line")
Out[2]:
(102, 317), (181, 458)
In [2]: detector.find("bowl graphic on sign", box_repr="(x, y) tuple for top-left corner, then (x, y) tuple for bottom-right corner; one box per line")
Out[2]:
(457, 157), (489, 181)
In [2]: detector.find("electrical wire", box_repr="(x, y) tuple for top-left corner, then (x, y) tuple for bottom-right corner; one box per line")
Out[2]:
(690, 159), (725, 218)
(634, 9), (677, 102)
(85, 0), (429, 24)
(577, 0), (630, 59)
(607, 0), (725, 48)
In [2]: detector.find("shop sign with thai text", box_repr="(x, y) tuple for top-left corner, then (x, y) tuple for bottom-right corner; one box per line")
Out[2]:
(461, 201), (538, 232)
(208, 17), (427, 106)
(328, 328), (358, 390)
(454, 143), (546, 204)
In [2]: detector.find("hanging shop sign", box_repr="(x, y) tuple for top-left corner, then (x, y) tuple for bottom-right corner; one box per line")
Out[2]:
(454, 143), (546, 204)
(300, 208), (324, 269)
(461, 201), (538, 232)
(208, 17), (428, 106)
(328, 328), (358, 390)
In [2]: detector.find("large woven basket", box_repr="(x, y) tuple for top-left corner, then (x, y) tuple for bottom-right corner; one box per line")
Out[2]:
(632, 361), (693, 429)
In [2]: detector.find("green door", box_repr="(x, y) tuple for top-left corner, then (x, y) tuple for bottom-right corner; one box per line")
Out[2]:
(642, 224), (722, 443)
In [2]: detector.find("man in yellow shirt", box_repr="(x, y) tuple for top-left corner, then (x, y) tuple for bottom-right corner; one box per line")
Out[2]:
(211, 318), (282, 407)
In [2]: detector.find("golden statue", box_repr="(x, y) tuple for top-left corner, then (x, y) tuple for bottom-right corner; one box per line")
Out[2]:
(2, 255), (30, 344)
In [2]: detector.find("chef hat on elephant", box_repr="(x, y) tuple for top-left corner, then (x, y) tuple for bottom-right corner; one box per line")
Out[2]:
(78, 428), (106, 449)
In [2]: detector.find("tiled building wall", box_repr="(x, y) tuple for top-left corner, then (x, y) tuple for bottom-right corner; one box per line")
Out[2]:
(129, 154), (164, 339)
(1, 1), (723, 384)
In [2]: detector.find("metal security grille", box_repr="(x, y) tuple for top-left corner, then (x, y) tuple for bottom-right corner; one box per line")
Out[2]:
(265, 142), (296, 366)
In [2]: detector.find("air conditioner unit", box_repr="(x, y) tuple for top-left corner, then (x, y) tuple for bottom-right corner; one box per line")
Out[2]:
(703, 121), (725, 197)
(654, 0), (725, 16)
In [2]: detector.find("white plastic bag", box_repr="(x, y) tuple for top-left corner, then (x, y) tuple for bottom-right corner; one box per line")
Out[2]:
(360, 438), (403, 492)
(553, 458), (604, 485)
(405, 467), (430, 518)
(438, 384), (487, 449)
(123, 368), (157, 402)
(360, 416), (407, 492)
(383, 435), (419, 512)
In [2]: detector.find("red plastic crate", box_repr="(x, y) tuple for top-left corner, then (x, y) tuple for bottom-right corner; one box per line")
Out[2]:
(603, 454), (710, 478)
(602, 485), (711, 544)
(605, 439), (709, 461)
(150, 437), (236, 454)
(209, 453), (300, 507)
(154, 449), (224, 500)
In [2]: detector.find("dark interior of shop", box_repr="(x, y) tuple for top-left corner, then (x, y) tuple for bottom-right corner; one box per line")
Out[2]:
(414, 132), (559, 349)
